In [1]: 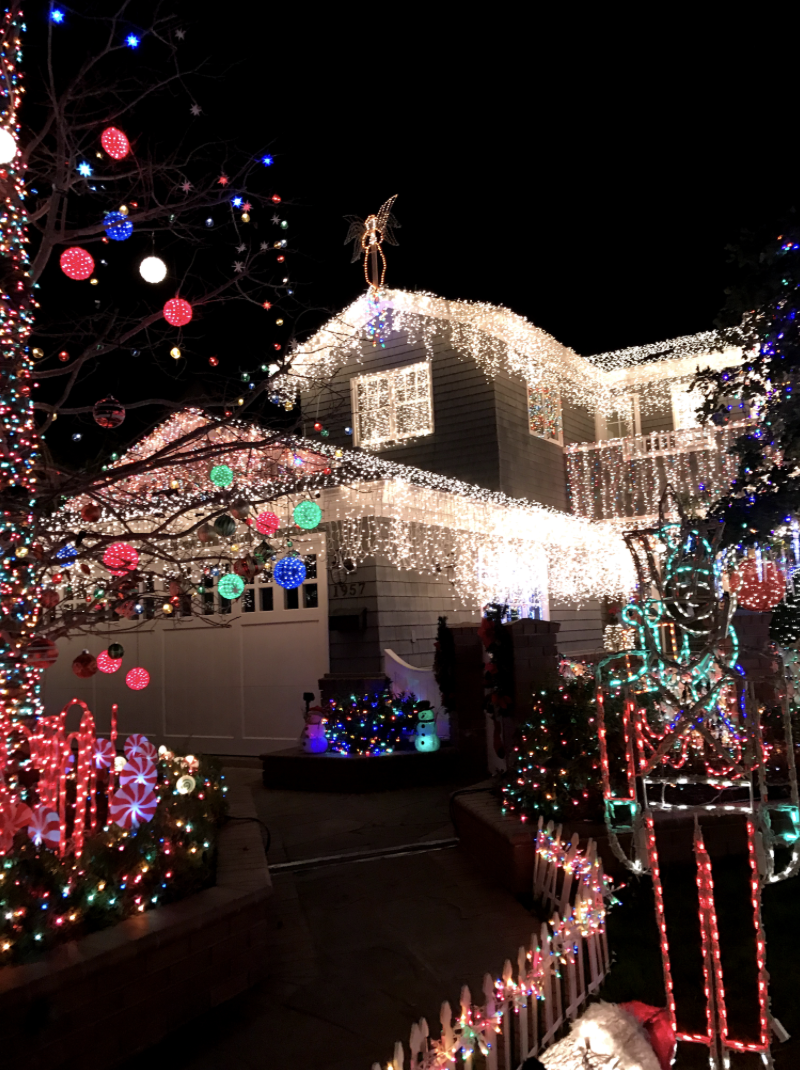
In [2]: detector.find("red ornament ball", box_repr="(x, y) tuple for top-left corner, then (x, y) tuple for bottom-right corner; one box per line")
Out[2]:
(729, 558), (786, 611)
(58, 350), (70, 362)
(72, 651), (98, 679)
(271, 194), (281, 204)
(208, 355), (219, 367)
(96, 650), (122, 674)
(27, 635), (58, 669)
(60, 247), (94, 281)
(81, 502), (102, 523)
(126, 667), (150, 691)
(100, 126), (130, 160)
(93, 396), (125, 429)
(103, 541), (139, 576)
(255, 510), (280, 536)
(41, 589), (59, 608)
(163, 297), (193, 327)
(313, 421), (322, 432)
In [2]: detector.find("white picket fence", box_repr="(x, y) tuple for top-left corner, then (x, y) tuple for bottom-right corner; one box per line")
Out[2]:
(373, 817), (611, 1070)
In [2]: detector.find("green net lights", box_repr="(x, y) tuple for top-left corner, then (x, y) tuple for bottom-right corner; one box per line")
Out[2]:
(293, 499), (322, 530)
(209, 464), (234, 488)
(217, 574), (245, 600)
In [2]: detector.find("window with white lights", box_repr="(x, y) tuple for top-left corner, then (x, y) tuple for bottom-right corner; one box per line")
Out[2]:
(670, 380), (703, 430)
(527, 382), (563, 444)
(351, 362), (434, 449)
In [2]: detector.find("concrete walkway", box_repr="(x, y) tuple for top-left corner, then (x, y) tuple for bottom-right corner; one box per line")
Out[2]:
(122, 767), (538, 1070)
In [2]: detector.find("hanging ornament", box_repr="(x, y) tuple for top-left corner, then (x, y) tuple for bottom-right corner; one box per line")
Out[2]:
(26, 635), (59, 669)
(41, 589), (59, 608)
(139, 255), (167, 284)
(59, 246), (94, 281)
(176, 774), (196, 795)
(103, 211), (134, 241)
(163, 297), (193, 326)
(256, 510), (280, 536)
(273, 554), (306, 590)
(0, 127), (17, 163)
(58, 350), (70, 362)
(103, 541), (139, 576)
(93, 396), (126, 429)
(100, 126), (131, 160)
(214, 514), (236, 537)
(208, 355), (219, 367)
(209, 463), (234, 488)
(729, 558), (786, 611)
(81, 502), (102, 523)
(72, 651), (98, 678)
(218, 573), (245, 600)
(56, 544), (78, 563)
(293, 500), (322, 530)
(125, 667), (150, 691)
(108, 642), (125, 659)
(96, 650), (122, 674)
(170, 346), (181, 360)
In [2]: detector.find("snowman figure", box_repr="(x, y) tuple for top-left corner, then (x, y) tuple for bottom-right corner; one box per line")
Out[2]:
(301, 705), (328, 754)
(414, 702), (440, 753)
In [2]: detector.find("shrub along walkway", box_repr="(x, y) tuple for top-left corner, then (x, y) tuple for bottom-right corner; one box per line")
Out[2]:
(121, 767), (539, 1070)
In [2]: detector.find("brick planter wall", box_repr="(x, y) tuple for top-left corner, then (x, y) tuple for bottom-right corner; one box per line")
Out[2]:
(0, 781), (271, 1069)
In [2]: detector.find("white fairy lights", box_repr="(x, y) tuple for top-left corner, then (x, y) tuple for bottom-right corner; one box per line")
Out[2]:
(283, 289), (745, 419)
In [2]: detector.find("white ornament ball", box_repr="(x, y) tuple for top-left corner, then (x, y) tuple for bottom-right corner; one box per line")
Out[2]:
(0, 128), (17, 164)
(139, 255), (167, 284)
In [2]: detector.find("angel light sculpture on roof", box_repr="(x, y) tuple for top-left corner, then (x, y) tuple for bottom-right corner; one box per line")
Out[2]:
(594, 489), (797, 1068)
(344, 195), (400, 348)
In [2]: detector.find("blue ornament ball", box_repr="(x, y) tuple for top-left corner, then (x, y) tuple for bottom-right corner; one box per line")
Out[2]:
(273, 554), (306, 589)
(104, 212), (133, 241)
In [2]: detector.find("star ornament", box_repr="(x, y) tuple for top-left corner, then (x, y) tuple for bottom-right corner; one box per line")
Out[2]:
(176, 28), (186, 40)
(242, 201), (252, 212)
(217, 175), (229, 186)
(233, 261), (245, 273)
(190, 103), (202, 117)
(180, 181), (193, 193)
(236, 243), (246, 252)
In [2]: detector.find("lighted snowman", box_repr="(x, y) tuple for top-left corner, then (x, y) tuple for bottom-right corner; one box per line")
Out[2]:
(414, 702), (440, 753)
(301, 705), (328, 754)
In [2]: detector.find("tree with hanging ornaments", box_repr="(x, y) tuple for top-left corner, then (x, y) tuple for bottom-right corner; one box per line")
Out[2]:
(0, 2), (349, 738)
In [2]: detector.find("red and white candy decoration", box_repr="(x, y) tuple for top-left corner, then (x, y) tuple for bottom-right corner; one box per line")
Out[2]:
(108, 781), (157, 829)
(94, 738), (116, 770)
(124, 733), (157, 762)
(27, 805), (61, 849)
(119, 755), (158, 792)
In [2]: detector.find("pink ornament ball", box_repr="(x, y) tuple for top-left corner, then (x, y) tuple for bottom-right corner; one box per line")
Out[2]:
(60, 246), (94, 281)
(100, 126), (130, 160)
(255, 510), (280, 536)
(96, 650), (122, 674)
(163, 297), (193, 327)
(125, 667), (150, 691)
(103, 541), (139, 576)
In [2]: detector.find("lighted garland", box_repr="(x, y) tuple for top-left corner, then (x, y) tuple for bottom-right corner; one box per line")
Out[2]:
(0, 752), (227, 965)
(324, 691), (419, 756)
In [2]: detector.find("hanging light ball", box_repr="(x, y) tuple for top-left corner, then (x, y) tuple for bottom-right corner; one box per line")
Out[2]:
(96, 650), (122, 674)
(273, 555), (306, 590)
(93, 396), (125, 429)
(255, 510), (280, 536)
(125, 667), (150, 691)
(729, 558), (786, 611)
(103, 541), (139, 576)
(0, 127), (17, 163)
(163, 297), (193, 326)
(72, 651), (98, 679)
(56, 544), (78, 563)
(293, 500), (322, 530)
(103, 211), (134, 241)
(108, 642), (125, 659)
(209, 463), (234, 488)
(58, 350), (70, 362)
(241, 212), (250, 223)
(139, 255), (167, 284)
(218, 574), (245, 600)
(60, 246), (94, 281)
(170, 346), (182, 360)
(313, 421), (322, 432)
(27, 636), (59, 669)
(100, 126), (131, 160)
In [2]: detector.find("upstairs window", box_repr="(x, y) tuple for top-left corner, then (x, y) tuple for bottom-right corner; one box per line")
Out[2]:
(527, 382), (563, 444)
(352, 361), (434, 449)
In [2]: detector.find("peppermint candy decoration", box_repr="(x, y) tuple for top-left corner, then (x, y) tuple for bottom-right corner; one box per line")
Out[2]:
(124, 733), (157, 762)
(94, 738), (116, 770)
(108, 782), (157, 829)
(119, 756), (158, 792)
(28, 805), (61, 849)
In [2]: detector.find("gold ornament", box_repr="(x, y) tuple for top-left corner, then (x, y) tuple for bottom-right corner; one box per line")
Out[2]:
(170, 346), (181, 360)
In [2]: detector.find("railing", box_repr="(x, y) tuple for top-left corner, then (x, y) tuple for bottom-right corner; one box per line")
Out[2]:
(372, 818), (611, 1070)
(565, 424), (745, 522)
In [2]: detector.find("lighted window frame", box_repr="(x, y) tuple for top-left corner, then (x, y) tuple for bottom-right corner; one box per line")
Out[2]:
(527, 382), (563, 445)
(351, 361), (434, 449)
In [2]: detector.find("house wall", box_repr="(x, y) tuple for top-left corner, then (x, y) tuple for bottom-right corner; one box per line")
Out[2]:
(550, 598), (605, 656)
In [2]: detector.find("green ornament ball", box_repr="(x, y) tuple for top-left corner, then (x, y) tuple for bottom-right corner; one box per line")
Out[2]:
(293, 499), (322, 530)
(209, 464), (234, 488)
(214, 514), (236, 537)
(218, 573), (245, 600)
(107, 642), (124, 659)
